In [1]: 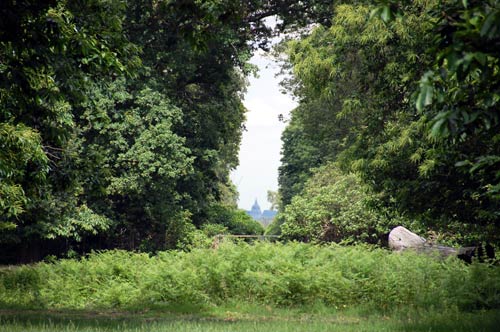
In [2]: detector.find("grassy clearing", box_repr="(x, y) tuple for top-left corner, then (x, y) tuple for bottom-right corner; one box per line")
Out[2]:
(0, 307), (499, 332)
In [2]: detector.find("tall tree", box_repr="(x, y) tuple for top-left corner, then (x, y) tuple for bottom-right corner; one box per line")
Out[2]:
(0, 0), (139, 249)
(1, 0), (334, 260)
(278, 1), (500, 244)
(80, 79), (194, 250)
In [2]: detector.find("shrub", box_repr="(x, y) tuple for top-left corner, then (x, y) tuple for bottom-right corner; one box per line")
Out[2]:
(280, 163), (411, 244)
(0, 266), (41, 307)
(206, 204), (264, 235)
(1, 243), (499, 311)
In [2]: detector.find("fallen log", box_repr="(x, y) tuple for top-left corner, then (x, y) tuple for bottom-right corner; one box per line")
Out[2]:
(388, 226), (494, 262)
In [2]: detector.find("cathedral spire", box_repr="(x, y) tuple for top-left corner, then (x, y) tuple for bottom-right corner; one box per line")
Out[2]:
(253, 198), (258, 207)
(249, 198), (262, 219)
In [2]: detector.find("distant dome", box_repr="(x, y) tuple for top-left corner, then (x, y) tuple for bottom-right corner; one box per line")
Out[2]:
(245, 199), (277, 227)
(251, 199), (261, 214)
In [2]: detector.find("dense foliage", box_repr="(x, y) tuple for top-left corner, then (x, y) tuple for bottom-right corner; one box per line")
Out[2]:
(2, 0), (498, 261)
(1, 243), (499, 311)
(276, 0), (500, 245)
(1, 0), (316, 261)
(280, 163), (413, 244)
(0, 0), (139, 247)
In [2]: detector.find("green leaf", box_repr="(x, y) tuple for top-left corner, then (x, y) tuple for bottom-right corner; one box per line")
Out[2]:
(369, 7), (383, 20)
(480, 12), (499, 38)
(430, 118), (447, 138)
(381, 6), (393, 23)
(416, 84), (434, 113)
(455, 160), (471, 167)
(473, 52), (487, 66)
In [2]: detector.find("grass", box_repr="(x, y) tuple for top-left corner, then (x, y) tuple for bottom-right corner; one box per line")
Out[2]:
(0, 306), (499, 332)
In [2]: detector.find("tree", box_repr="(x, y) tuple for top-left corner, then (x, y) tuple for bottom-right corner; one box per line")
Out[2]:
(372, 0), (500, 243)
(0, 0), (139, 248)
(278, 2), (434, 212)
(78, 79), (194, 250)
(278, 0), (500, 244)
(267, 190), (280, 211)
(414, 0), (500, 211)
(278, 115), (322, 207)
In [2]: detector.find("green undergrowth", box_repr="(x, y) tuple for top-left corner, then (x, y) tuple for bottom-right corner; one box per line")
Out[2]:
(1, 242), (499, 312)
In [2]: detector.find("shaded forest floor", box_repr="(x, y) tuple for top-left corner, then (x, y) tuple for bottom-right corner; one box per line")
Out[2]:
(1, 305), (499, 332)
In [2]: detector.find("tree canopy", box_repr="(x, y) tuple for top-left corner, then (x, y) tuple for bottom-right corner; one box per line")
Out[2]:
(275, 0), (500, 246)
(1, 0), (308, 261)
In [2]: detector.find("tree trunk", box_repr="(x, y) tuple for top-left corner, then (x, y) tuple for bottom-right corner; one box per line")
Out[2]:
(389, 226), (458, 258)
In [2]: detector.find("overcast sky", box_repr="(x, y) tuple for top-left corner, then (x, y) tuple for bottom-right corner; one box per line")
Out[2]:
(230, 50), (297, 211)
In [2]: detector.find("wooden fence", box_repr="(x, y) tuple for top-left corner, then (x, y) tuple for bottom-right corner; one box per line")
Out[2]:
(212, 234), (280, 249)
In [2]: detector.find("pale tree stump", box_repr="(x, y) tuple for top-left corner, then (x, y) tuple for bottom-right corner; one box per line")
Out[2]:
(388, 226), (426, 251)
(388, 226), (458, 258)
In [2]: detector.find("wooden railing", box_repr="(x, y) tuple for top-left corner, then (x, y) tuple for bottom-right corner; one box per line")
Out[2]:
(212, 234), (280, 248)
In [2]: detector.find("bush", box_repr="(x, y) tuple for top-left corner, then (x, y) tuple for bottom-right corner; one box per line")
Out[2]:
(0, 266), (41, 308)
(280, 163), (412, 244)
(205, 204), (264, 235)
(1, 243), (499, 311)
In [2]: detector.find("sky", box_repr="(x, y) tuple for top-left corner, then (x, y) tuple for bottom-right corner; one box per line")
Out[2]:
(230, 49), (297, 211)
